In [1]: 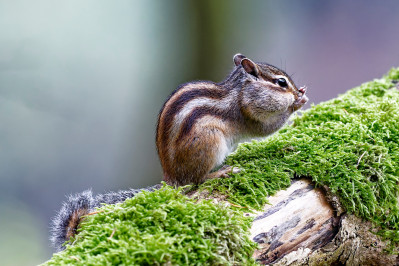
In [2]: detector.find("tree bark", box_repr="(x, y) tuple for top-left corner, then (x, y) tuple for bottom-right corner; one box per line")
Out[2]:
(243, 179), (397, 265)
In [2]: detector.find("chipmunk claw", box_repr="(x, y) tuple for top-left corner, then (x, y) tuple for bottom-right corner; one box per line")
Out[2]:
(208, 165), (241, 179)
(231, 167), (241, 174)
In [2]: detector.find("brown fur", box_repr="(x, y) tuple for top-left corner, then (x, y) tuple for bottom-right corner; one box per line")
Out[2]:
(156, 54), (308, 186)
(65, 207), (89, 240)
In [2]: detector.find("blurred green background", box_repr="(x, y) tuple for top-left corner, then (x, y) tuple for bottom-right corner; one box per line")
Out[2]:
(0, 0), (398, 264)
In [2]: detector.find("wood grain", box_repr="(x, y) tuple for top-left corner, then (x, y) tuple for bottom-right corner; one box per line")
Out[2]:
(249, 179), (340, 264)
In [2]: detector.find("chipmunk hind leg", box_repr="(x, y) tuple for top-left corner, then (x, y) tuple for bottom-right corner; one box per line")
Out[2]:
(171, 126), (234, 185)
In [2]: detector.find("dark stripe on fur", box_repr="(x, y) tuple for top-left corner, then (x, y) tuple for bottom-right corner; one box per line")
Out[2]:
(157, 83), (228, 144)
(155, 68), (246, 181)
(176, 104), (242, 141)
(156, 85), (230, 168)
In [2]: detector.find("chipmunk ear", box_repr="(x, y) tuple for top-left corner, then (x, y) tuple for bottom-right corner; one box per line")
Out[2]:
(233, 54), (246, 66)
(241, 58), (259, 78)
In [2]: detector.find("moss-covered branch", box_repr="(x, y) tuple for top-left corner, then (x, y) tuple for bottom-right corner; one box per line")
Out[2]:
(45, 186), (257, 265)
(44, 68), (399, 265)
(201, 67), (399, 245)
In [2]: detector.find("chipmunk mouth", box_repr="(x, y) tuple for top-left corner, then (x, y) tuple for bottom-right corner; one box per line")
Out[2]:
(292, 87), (309, 111)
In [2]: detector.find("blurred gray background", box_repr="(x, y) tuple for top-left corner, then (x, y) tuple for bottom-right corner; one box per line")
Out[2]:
(0, 0), (398, 264)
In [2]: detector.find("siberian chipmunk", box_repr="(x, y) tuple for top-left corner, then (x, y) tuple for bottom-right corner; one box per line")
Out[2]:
(156, 54), (308, 186)
(50, 54), (308, 251)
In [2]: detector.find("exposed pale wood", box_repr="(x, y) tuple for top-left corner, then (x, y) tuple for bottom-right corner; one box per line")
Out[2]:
(245, 179), (398, 265)
(248, 179), (339, 264)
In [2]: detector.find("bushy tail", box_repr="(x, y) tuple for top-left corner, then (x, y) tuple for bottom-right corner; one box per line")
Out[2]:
(50, 190), (95, 252)
(50, 184), (161, 251)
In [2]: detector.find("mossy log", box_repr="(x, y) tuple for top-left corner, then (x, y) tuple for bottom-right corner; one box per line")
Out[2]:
(248, 179), (397, 265)
(44, 68), (399, 265)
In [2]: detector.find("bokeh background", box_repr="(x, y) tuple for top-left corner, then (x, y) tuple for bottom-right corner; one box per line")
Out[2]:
(1, 0), (398, 264)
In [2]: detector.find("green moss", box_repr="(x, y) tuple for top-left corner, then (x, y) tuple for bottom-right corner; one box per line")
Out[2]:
(45, 68), (399, 264)
(44, 186), (257, 265)
(200, 67), (399, 245)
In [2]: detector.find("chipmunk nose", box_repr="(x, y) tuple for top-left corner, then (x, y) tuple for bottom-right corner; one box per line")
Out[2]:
(299, 86), (307, 94)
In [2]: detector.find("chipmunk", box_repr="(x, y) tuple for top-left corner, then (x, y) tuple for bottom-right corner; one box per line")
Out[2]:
(50, 54), (308, 251)
(156, 53), (308, 186)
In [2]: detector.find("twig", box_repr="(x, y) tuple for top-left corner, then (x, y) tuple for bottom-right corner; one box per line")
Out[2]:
(356, 151), (367, 168)
(86, 210), (104, 216)
(229, 203), (247, 208)
(108, 228), (116, 240)
(69, 256), (80, 262)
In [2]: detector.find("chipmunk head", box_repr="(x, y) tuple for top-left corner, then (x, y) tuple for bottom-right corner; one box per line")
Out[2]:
(233, 54), (308, 122)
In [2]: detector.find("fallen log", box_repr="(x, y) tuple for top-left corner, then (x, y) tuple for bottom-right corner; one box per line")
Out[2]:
(44, 68), (399, 265)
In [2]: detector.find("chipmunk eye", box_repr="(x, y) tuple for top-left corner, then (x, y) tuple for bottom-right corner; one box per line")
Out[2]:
(276, 78), (288, 87)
